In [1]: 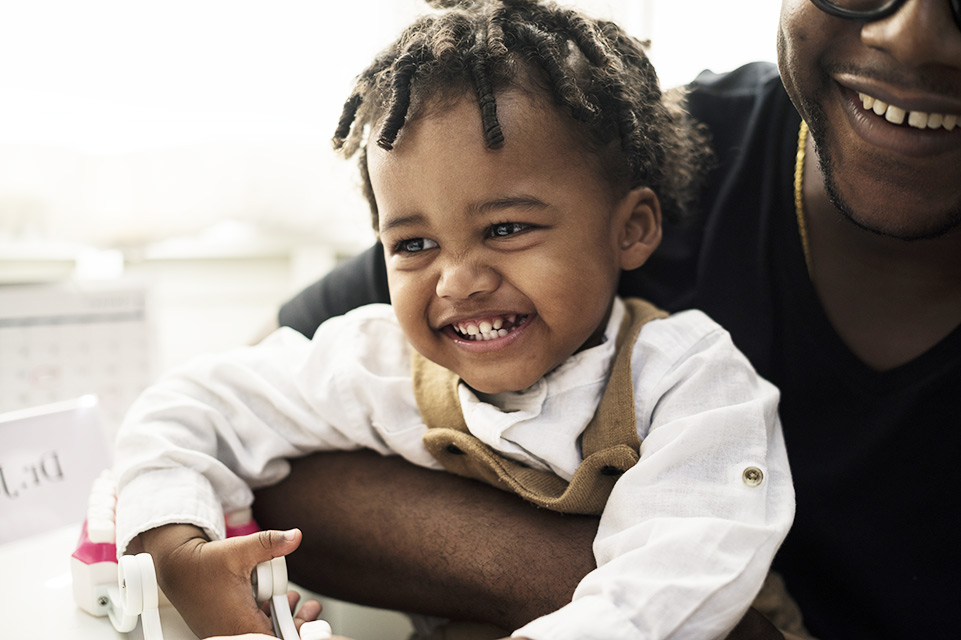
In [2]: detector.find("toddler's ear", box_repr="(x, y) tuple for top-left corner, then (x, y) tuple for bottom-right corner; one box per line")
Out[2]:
(617, 186), (662, 271)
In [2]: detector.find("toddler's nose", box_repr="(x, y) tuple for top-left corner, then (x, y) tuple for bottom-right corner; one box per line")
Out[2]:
(435, 259), (499, 300)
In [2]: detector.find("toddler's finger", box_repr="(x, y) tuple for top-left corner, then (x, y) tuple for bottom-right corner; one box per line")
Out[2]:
(256, 527), (303, 558)
(225, 528), (302, 573)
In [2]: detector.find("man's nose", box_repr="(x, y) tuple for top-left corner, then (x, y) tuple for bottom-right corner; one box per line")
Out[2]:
(860, 0), (961, 68)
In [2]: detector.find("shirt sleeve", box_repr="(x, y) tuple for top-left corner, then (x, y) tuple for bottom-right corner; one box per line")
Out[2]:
(113, 304), (433, 555)
(514, 310), (795, 640)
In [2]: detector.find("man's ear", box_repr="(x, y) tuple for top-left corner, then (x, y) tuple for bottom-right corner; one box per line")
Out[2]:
(616, 186), (662, 271)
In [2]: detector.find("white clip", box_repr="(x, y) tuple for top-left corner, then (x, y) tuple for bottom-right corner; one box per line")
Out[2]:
(104, 553), (164, 640)
(252, 556), (332, 640)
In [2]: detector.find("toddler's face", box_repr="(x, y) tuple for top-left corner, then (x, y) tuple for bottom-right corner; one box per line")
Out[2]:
(368, 89), (648, 394)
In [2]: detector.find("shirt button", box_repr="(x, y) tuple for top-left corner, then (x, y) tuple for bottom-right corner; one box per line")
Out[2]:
(742, 467), (764, 487)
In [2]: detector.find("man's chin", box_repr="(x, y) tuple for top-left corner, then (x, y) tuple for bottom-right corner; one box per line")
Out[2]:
(803, 90), (961, 242)
(825, 177), (961, 241)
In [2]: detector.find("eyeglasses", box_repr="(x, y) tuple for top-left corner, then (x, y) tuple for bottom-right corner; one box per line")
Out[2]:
(810, 0), (961, 31)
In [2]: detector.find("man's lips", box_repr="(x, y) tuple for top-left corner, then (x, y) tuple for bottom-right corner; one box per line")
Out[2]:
(854, 89), (959, 131)
(836, 83), (961, 157)
(835, 69), (961, 117)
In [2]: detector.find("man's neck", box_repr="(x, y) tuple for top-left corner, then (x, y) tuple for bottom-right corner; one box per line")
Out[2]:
(802, 145), (961, 371)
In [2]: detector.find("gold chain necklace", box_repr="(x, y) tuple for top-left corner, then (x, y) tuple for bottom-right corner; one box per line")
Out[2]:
(794, 119), (812, 275)
(794, 120), (811, 276)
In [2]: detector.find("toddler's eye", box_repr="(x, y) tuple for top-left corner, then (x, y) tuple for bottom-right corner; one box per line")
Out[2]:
(489, 222), (529, 238)
(396, 237), (438, 254)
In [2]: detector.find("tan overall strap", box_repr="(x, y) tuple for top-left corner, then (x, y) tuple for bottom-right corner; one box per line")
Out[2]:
(415, 298), (668, 515)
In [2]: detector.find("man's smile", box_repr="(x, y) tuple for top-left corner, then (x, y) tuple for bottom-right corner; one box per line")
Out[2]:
(834, 82), (961, 158)
(855, 90), (960, 130)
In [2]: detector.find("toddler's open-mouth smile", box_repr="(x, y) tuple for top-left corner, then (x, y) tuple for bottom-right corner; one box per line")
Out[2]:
(447, 313), (531, 342)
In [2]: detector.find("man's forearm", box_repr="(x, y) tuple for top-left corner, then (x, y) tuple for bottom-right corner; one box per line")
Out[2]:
(252, 449), (598, 630)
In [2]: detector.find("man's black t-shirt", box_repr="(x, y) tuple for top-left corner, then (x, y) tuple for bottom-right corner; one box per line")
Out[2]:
(279, 63), (961, 639)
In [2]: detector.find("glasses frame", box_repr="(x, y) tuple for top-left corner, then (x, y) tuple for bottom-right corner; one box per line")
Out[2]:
(809, 0), (961, 30)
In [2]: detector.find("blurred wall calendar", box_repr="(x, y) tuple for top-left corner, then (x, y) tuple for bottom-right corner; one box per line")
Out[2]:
(0, 280), (155, 443)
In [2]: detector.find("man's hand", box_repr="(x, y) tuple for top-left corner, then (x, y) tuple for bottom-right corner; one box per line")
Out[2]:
(138, 524), (312, 638)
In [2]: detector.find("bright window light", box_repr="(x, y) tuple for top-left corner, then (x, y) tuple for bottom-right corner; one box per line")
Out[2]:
(0, 1), (779, 249)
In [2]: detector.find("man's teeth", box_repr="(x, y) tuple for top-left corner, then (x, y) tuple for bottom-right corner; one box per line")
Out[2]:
(858, 92), (959, 131)
(455, 315), (520, 341)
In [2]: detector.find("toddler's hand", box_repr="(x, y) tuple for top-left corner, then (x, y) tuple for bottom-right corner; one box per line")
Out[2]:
(139, 523), (306, 638)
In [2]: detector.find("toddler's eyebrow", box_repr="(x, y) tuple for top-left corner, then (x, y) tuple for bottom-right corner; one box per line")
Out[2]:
(381, 196), (549, 234)
(380, 213), (426, 235)
(467, 195), (549, 216)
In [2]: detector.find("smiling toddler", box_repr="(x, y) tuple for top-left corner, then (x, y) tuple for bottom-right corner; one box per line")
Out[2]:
(113, 2), (796, 639)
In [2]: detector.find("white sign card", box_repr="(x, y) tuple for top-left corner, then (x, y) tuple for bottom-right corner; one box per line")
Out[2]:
(0, 396), (111, 544)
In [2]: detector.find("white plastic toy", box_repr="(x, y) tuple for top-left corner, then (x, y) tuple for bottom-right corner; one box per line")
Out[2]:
(252, 556), (332, 640)
(71, 469), (332, 640)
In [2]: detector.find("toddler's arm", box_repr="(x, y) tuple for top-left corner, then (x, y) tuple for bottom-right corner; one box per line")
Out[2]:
(113, 307), (424, 634)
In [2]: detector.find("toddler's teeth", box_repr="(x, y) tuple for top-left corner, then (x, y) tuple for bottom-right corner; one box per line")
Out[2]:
(466, 324), (479, 336)
(479, 321), (492, 334)
(493, 318), (503, 330)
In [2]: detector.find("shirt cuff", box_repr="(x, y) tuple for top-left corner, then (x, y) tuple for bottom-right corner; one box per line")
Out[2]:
(513, 595), (641, 640)
(115, 466), (225, 556)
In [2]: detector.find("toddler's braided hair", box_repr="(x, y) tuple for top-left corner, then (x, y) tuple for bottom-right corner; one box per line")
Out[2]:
(333, 0), (711, 231)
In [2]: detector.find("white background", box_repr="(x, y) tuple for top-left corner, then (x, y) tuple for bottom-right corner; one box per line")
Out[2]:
(0, 0), (781, 371)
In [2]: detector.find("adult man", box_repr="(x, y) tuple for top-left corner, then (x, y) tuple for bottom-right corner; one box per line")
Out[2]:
(254, 1), (961, 637)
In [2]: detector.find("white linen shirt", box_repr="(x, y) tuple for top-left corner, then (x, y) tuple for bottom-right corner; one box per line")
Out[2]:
(114, 298), (794, 640)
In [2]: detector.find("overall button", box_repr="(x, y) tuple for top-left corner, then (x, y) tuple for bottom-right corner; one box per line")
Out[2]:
(742, 467), (763, 487)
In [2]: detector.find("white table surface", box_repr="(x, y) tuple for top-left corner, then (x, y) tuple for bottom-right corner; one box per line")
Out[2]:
(0, 523), (199, 640)
(0, 523), (413, 640)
